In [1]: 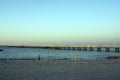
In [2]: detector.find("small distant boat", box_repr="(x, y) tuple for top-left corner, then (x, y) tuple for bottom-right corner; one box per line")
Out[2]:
(0, 49), (3, 51)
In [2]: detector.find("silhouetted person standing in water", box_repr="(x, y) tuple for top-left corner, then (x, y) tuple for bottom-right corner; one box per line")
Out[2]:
(38, 55), (40, 60)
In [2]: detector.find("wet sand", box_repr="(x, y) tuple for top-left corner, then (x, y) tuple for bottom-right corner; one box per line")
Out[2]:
(0, 60), (120, 80)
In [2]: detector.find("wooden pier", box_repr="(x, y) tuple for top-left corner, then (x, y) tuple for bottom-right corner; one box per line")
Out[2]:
(8, 45), (120, 52)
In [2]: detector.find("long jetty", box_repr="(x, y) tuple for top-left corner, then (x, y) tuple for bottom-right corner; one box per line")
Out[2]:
(8, 45), (120, 52)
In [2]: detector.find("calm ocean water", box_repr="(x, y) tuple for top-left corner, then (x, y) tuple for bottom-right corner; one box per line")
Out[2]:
(0, 46), (120, 60)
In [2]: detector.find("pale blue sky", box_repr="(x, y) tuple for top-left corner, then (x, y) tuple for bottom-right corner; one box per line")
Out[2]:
(0, 0), (120, 45)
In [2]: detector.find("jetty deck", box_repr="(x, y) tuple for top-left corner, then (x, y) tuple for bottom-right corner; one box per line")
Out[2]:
(8, 45), (120, 52)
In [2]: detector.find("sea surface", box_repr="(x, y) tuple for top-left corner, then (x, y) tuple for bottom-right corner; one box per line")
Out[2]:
(0, 46), (120, 60)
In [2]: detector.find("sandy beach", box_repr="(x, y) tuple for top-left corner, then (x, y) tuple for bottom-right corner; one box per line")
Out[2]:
(0, 59), (120, 80)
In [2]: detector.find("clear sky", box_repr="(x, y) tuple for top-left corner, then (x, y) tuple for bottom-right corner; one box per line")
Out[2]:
(0, 0), (120, 46)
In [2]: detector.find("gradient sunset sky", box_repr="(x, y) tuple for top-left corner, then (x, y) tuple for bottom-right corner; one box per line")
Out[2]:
(0, 0), (120, 46)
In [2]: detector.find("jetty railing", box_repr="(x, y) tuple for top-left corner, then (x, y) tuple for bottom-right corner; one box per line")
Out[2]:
(8, 45), (120, 52)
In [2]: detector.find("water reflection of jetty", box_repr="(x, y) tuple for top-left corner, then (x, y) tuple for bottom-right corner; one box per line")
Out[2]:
(8, 45), (120, 52)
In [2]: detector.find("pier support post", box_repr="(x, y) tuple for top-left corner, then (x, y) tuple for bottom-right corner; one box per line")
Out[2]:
(65, 47), (68, 50)
(106, 48), (110, 52)
(62, 47), (66, 50)
(97, 48), (101, 52)
(75, 47), (78, 50)
(78, 48), (81, 50)
(68, 47), (71, 50)
(83, 47), (87, 51)
(90, 47), (93, 51)
(72, 47), (76, 50)
(77, 48), (80, 50)
(70, 47), (73, 50)
(115, 48), (119, 52)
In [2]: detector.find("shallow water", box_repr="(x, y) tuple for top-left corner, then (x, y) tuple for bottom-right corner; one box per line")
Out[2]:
(0, 46), (120, 60)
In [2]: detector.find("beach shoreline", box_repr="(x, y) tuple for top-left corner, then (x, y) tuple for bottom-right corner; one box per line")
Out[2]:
(0, 59), (120, 80)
